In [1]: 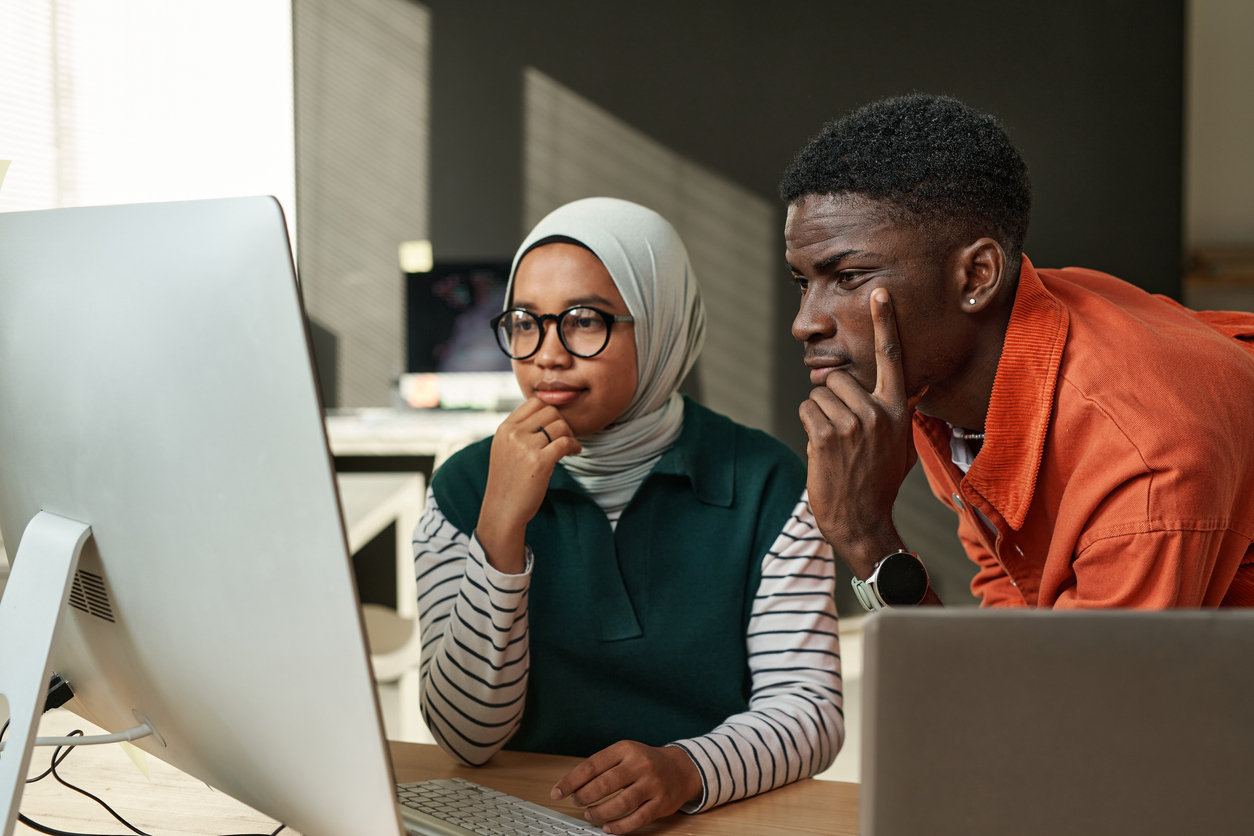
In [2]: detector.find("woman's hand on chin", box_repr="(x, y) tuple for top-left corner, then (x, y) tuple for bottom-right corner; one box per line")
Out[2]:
(476, 397), (581, 574)
(549, 740), (702, 833)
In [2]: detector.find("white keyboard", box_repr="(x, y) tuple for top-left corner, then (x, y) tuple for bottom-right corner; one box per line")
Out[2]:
(396, 777), (605, 836)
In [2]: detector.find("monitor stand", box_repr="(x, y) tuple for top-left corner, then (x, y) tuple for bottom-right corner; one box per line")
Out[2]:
(0, 511), (92, 836)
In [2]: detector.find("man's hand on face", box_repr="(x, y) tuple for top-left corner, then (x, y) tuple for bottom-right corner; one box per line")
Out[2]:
(550, 740), (702, 833)
(800, 287), (919, 579)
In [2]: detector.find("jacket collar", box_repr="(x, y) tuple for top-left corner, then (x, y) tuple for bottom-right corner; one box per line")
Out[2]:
(550, 396), (735, 507)
(915, 255), (1069, 530)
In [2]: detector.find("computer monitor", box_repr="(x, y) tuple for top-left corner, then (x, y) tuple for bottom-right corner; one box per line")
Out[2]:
(0, 198), (406, 836)
(406, 261), (513, 374)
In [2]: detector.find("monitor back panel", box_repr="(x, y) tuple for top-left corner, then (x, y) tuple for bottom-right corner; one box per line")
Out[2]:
(0, 198), (404, 836)
(862, 609), (1254, 836)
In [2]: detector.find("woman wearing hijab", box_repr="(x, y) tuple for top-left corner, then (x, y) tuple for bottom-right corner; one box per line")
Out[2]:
(414, 198), (842, 833)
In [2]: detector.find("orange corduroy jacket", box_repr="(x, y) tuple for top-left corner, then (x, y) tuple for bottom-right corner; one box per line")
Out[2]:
(915, 256), (1254, 608)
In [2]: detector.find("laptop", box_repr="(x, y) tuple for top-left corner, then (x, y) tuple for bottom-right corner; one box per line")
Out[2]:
(861, 609), (1254, 836)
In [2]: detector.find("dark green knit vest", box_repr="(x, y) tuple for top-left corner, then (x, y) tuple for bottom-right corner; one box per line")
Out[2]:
(430, 397), (806, 757)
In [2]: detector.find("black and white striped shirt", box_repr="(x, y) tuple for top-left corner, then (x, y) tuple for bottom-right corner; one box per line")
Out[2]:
(413, 488), (843, 812)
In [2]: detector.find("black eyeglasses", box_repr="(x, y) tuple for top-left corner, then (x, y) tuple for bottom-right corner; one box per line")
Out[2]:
(490, 306), (634, 360)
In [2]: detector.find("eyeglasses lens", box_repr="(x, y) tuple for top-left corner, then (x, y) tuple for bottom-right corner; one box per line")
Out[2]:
(560, 308), (609, 356)
(497, 311), (539, 358)
(495, 308), (610, 359)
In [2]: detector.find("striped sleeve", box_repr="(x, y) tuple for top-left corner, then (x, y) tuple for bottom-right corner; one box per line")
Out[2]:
(669, 490), (843, 812)
(413, 488), (531, 765)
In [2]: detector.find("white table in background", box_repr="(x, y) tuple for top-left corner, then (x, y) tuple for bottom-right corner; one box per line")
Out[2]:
(325, 408), (507, 468)
(335, 472), (428, 743)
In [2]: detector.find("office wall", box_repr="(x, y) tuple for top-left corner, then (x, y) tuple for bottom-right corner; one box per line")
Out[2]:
(1187, 0), (1254, 246)
(524, 69), (776, 431)
(425, 0), (1183, 609)
(424, 0), (1184, 445)
(293, 0), (430, 408)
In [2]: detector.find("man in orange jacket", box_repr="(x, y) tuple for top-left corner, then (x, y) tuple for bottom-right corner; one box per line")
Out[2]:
(783, 94), (1254, 610)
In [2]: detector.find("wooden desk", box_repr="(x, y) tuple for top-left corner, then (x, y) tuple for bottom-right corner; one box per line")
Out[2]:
(16, 710), (291, 836)
(389, 741), (860, 836)
(16, 710), (857, 835)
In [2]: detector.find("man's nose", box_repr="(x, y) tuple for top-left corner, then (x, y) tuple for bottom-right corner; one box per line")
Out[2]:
(792, 291), (835, 343)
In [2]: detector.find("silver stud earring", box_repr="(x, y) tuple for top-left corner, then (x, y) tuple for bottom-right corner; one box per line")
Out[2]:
(968, 298), (977, 305)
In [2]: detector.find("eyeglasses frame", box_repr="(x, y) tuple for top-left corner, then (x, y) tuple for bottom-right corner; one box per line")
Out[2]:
(490, 305), (635, 360)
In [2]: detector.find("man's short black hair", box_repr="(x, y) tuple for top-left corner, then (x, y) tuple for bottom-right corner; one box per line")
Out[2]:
(780, 94), (1032, 269)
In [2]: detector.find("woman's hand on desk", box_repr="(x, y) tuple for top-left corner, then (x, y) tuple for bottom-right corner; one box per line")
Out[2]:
(550, 740), (701, 833)
(478, 397), (580, 574)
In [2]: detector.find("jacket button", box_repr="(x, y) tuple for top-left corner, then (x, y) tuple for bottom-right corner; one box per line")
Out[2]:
(952, 493), (965, 510)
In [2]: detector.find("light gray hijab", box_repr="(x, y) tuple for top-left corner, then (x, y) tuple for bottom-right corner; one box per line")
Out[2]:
(506, 197), (706, 516)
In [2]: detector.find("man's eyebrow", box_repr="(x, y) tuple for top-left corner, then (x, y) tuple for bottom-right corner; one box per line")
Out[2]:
(813, 248), (878, 270)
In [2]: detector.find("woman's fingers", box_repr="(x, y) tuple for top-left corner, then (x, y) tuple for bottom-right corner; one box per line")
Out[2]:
(543, 434), (582, 458)
(596, 799), (662, 835)
(512, 399), (571, 437)
(505, 397), (570, 438)
(553, 748), (622, 802)
(537, 416), (575, 445)
(478, 399), (579, 572)
(554, 742), (698, 833)
(586, 792), (647, 832)
(503, 395), (551, 426)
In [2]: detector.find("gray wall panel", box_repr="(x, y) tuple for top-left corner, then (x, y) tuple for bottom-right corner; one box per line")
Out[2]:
(524, 69), (774, 431)
(294, 0), (429, 407)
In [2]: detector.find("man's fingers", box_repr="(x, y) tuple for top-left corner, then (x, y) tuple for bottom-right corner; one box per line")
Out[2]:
(801, 386), (862, 443)
(805, 377), (864, 421)
(870, 288), (907, 406)
(822, 367), (881, 421)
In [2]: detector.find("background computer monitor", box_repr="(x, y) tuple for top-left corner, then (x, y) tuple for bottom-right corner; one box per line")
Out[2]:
(406, 261), (513, 374)
(0, 197), (406, 836)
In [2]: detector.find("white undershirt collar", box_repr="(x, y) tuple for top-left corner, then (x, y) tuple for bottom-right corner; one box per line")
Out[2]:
(949, 426), (978, 474)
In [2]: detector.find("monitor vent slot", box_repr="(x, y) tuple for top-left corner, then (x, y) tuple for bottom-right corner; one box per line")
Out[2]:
(69, 570), (115, 623)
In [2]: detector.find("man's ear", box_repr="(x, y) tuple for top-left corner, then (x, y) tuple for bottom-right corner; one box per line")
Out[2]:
(953, 238), (1006, 314)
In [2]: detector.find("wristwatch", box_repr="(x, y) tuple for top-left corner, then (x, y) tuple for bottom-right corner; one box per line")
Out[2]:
(851, 550), (930, 611)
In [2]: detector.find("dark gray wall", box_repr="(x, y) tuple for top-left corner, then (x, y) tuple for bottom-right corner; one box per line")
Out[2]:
(425, 0), (1184, 448)
(423, 0), (1184, 608)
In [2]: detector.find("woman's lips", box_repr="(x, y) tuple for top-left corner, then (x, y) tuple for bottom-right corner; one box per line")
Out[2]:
(534, 383), (583, 406)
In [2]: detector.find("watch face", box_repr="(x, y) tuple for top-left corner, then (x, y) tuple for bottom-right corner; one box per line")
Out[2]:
(877, 552), (929, 606)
